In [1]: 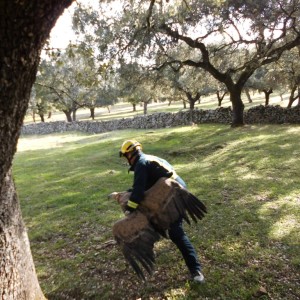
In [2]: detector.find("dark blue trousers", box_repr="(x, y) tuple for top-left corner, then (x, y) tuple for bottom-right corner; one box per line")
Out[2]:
(168, 176), (202, 275)
(168, 217), (201, 275)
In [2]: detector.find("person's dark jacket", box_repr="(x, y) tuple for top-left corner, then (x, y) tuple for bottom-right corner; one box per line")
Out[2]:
(128, 152), (178, 205)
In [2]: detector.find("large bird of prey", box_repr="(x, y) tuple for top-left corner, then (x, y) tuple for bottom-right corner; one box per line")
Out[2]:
(108, 177), (207, 280)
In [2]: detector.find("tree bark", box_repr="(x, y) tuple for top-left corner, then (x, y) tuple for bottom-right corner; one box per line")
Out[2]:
(143, 101), (148, 115)
(287, 85), (298, 108)
(217, 91), (227, 107)
(229, 87), (245, 127)
(90, 107), (95, 120)
(244, 88), (252, 103)
(72, 101), (77, 121)
(39, 113), (45, 122)
(0, 171), (45, 299)
(263, 88), (273, 106)
(63, 109), (73, 122)
(0, 0), (74, 298)
(186, 92), (200, 111)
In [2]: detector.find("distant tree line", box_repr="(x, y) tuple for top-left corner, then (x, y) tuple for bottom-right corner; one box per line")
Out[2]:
(30, 0), (300, 126)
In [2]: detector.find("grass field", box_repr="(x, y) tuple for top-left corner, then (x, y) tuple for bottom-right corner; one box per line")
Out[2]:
(13, 124), (300, 299)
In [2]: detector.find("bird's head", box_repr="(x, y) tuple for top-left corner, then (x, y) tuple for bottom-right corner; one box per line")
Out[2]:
(108, 191), (130, 212)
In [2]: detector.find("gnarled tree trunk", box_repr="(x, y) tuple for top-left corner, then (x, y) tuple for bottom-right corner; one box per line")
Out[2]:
(0, 0), (74, 298)
(0, 171), (45, 299)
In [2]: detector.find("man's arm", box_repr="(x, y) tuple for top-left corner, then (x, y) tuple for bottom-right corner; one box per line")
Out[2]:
(126, 161), (148, 212)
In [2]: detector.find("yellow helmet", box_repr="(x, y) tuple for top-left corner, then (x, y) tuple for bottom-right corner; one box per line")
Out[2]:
(119, 140), (142, 157)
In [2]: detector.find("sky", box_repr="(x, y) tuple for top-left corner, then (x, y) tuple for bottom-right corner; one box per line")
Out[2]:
(49, 3), (77, 49)
(49, 0), (99, 49)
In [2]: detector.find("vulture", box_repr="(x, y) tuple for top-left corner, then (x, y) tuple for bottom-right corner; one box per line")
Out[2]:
(108, 177), (207, 280)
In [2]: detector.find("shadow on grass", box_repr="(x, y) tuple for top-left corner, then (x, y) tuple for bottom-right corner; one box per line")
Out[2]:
(13, 124), (300, 299)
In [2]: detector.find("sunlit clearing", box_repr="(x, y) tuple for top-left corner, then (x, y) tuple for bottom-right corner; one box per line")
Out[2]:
(269, 215), (299, 239)
(258, 195), (300, 239)
(165, 126), (199, 134)
(17, 132), (116, 152)
(286, 127), (300, 134)
(17, 134), (91, 152)
(165, 287), (186, 298)
(242, 173), (260, 179)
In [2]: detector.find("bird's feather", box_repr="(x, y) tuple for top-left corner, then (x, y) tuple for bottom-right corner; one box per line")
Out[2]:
(110, 177), (207, 280)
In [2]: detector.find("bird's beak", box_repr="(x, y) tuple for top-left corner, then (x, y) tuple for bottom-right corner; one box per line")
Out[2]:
(108, 192), (119, 201)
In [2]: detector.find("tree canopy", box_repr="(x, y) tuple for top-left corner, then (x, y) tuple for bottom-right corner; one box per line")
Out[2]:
(73, 0), (300, 126)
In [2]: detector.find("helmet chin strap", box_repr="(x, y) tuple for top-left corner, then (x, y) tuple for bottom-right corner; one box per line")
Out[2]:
(125, 150), (140, 165)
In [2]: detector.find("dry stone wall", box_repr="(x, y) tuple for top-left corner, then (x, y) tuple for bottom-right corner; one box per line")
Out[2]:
(21, 105), (300, 135)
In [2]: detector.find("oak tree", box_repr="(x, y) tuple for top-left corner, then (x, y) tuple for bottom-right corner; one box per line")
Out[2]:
(0, 1), (74, 297)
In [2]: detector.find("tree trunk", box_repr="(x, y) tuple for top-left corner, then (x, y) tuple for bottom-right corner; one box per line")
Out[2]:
(186, 92), (200, 111)
(217, 92), (222, 107)
(90, 107), (95, 120)
(263, 88), (273, 106)
(0, 170), (45, 299)
(72, 101), (77, 121)
(0, 1), (74, 298)
(39, 113), (45, 122)
(189, 100), (196, 110)
(143, 101), (148, 115)
(280, 93), (285, 102)
(63, 110), (73, 122)
(217, 91), (227, 107)
(244, 88), (252, 103)
(229, 87), (245, 127)
(72, 109), (77, 121)
(287, 85), (297, 108)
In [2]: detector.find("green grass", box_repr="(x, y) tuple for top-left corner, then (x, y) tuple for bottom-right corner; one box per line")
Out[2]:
(13, 124), (300, 299)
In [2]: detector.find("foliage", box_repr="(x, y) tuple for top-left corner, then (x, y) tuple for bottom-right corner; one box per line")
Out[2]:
(35, 44), (119, 121)
(70, 0), (300, 126)
(28, 86), (52, 122)
(14, 124), (300, 299)
(276, 48), (300, 107)
(118, 61), (167, 114)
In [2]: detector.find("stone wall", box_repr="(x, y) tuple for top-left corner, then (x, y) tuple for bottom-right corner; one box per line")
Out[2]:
(21, 105), (300, 135)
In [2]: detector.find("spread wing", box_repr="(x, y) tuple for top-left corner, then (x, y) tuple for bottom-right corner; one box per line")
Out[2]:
(139, 177), (207, 235)
(110, 177), (207, 279)
(112, 211), (160, 280)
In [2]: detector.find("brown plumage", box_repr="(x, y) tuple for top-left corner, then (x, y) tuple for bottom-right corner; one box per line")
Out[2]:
(109, 177), (207, 280)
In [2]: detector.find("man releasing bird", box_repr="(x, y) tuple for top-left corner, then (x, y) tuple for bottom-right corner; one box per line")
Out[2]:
(109, 140), (207, 282)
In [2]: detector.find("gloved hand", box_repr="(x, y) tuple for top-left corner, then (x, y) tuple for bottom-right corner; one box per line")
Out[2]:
(125, 200), (139, 215)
